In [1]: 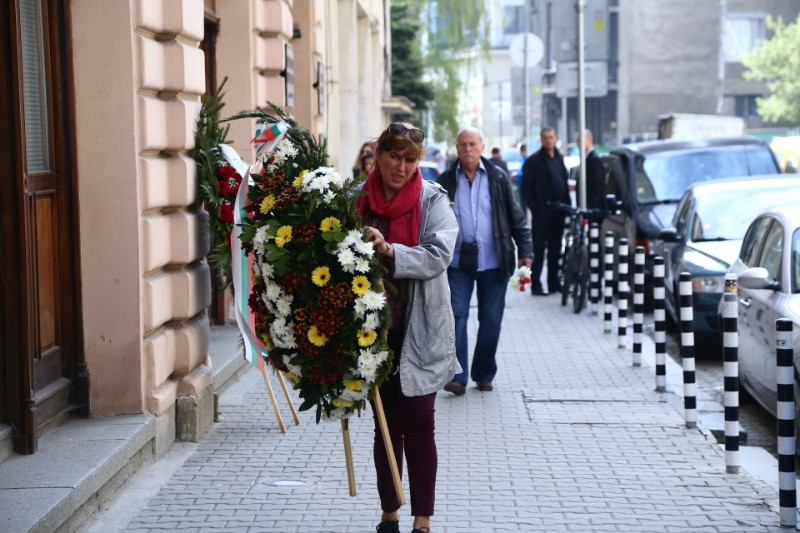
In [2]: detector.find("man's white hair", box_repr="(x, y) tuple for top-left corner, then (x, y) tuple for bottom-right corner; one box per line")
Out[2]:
(457, 127), (485, 144)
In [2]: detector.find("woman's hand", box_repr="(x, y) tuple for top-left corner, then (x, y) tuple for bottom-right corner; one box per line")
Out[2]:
(364, 226), (394, 258)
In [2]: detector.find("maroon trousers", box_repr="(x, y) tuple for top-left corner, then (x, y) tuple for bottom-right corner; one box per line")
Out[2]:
(372, 372), (438, 517)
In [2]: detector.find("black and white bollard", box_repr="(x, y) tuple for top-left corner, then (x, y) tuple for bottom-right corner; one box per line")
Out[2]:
(653, 257), (667, 392)
(721, 291), (739, 474)
(679, 272), (697, 428)
(589, 223), (601, 315)
(776, 318), (796, 528)
(632, 246), (645, 367)
(603, 232), (614, 334)
(617, 238), (629, 349)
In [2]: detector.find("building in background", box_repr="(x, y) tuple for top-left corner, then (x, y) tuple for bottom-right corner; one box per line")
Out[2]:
(1, 0), (394, 470)
(481, 0), (800, 152)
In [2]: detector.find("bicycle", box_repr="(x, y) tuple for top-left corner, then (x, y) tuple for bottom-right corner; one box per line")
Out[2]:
(550, 203), (609, 314)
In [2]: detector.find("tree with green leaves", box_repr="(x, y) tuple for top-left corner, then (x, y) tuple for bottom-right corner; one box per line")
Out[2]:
(741, 14), (800, 123)
(390, 0), (490, 143)
(391, 2), (434, 121)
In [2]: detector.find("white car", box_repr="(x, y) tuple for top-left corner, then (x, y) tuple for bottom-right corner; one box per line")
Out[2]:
(723, 204), (800, 447)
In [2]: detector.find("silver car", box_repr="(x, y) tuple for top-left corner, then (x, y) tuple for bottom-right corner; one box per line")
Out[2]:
(725, 205), (800, 431)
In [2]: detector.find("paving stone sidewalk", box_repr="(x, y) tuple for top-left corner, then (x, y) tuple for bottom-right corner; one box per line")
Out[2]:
(84, 290), (789, 532)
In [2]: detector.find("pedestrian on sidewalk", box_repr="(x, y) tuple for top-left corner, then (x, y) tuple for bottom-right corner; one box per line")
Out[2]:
(520, 126), (570, 296)
(437, 127), (532, 395)
(358, 122), (460, 533)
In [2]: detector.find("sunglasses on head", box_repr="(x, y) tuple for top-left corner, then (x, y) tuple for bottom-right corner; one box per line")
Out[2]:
(388, 123), (425, 143)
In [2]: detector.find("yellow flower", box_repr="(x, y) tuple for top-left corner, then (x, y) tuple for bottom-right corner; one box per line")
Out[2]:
(259, 333), (273, 350)
(308, 325), (328, 347)
(311, 266), (331, 287)
(343, 379), (365, 391)
(352, 275), (370, 296)
(320, 216), (341, 232)
(358, 329), (377, 347)
(275, 225), (293, 247)
(284, 372), (301, 384)
(260, 194), (276, 214)
(333, 398), (354, 408)
(293, 170), (308, 189)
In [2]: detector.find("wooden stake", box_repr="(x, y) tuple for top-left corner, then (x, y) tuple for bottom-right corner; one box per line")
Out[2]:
(276, 372), (300, 425)
(341, 418), (357, 496)
(260, 364), (285, 433)
(373, 388), (405, 505)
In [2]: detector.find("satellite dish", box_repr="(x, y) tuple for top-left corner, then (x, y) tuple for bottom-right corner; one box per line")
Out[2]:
(509, 33), (544, 68)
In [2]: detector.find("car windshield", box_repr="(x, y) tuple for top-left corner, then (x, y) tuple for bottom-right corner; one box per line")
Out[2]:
(419, 165), (439, 181)
(691, 185), (800, 242)
(636, 144), (778, 204)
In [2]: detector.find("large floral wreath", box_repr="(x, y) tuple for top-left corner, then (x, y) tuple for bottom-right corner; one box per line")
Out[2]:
(228, 106), (393, 422)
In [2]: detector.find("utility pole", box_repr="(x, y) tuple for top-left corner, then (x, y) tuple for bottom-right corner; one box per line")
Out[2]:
(577, 0), (587, 210)
(523, 0), (531, 151)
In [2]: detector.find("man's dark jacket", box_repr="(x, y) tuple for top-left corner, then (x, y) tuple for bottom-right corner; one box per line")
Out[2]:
(578, 149), (606, 210)
(520, 147), (570, 215)
(438, 157), (532, 279)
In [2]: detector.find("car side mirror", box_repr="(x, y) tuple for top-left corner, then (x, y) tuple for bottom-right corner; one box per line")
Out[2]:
(738, 267), (781, 291)
(657, 227), (682, 243)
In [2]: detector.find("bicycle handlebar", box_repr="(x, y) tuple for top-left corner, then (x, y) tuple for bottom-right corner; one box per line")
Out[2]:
(547, 201), (613, 219)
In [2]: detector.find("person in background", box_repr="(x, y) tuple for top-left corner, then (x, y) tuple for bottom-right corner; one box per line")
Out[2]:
(520, 126), (570, 296)
(575, 129), (606, 222)
(358, 122), (460, 533)
(360, 150), (376, 178)
(353, 141), (375, 178)
(517, 143), (528, 215)
(488, 146), (510, 176)
(437, 128), (532, 396)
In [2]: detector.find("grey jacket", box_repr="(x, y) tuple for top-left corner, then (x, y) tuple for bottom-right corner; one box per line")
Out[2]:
(393, 180), (461, 396)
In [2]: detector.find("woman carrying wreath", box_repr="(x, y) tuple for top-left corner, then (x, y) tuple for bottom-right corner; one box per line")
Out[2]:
(358, 122), (460, 533)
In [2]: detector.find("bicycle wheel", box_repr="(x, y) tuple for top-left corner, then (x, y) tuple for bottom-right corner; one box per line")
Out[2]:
(561, 247), (572, 307)
(572, 247), (589, 314)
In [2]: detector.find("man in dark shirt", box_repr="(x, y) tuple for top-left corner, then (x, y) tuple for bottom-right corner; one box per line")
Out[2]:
(575, 129), (606, 222)
(488, 147), (510, 176)
(520, 126), (570, 296)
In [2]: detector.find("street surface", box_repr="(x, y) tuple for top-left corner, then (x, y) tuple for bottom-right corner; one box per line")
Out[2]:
(81, 290), (789, 532)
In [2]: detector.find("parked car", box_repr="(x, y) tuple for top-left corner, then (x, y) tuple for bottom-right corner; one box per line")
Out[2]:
(656, 176), (800, 339)
(721, 205), (800, 448)
(419, 160), (440, 181)
(500, 147), (524, 180)
(601, 136), (781, 280)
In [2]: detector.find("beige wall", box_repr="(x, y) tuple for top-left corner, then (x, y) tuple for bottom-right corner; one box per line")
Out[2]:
(72, 0), (211, 417)
(66, 0), (390, 446)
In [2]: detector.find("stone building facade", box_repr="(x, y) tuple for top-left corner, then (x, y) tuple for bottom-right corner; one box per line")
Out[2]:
(1, 0), (396, 461)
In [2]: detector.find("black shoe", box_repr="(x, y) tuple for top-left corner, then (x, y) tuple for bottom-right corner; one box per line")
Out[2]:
(531, 286), (549, 296)
(411, 528), (430, 533)
(549, 284), (563, 293)
(476, 380), (494, 392)
(376, 519), (400, 533)
(444, 380), (466, 396)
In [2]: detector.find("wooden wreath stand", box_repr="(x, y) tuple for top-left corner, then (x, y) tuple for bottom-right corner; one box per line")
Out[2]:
(340, 388), (405, 504)
(260, 366), (300, 433)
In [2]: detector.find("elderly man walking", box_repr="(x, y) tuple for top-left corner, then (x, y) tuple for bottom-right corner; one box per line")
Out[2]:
(437, 128), (532, 395)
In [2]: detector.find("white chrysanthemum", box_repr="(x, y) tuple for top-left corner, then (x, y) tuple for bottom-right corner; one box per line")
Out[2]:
(375, 350), (389, 365)
(353, 239), (374, 256)
(337, 248), (356, 268)
(323, 408), (349, 421)
(354, 257), (371, 273)
(343, 230), (362, 248)
(278, 139), (298, 158)
(260, 262), (274, 280)
(275, 295), (293, 317)
(359, 290), (386, 311)
(254, 226), (270, 243)
(353, 299), (367, 318)
(340, 387), (369, 402)
(271, 316), (289, 337)
(265, 282), (282, 302)
(322, 190), (336, 205)
(363, 312), (380, 332)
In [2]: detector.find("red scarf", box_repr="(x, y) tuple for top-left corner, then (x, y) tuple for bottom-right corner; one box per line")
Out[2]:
(357, 167), (422, 247)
